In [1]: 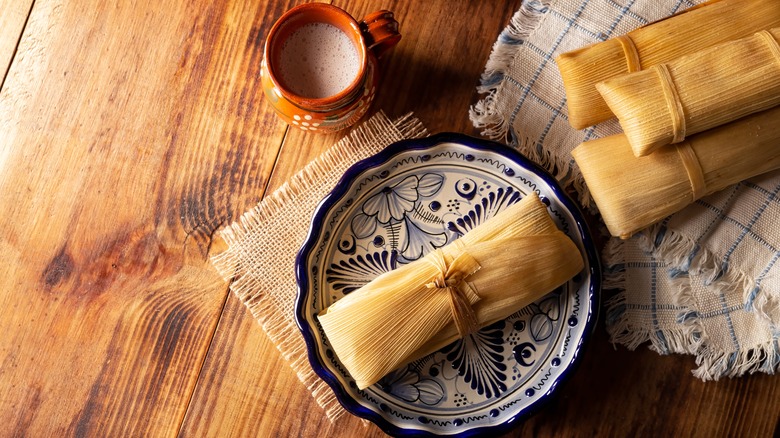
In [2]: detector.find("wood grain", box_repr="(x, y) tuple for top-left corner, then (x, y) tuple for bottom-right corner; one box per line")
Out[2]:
(179, 1), (524, 436)
(363, 0), (526, 135)
(0, 0), (33, 87)
(1, 0), (779, 436)
(509, 319), (780, 437)
(0, 0), (285, 435)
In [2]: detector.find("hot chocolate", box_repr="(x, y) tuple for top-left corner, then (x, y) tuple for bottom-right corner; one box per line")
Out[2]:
(278, 22), (360, 99)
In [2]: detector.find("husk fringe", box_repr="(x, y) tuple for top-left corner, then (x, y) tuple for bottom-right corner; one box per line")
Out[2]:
(210, 112), (427, 422)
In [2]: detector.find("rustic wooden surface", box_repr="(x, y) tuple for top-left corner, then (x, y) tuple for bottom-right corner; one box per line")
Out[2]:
(0, 0), (33, 86)
(0, 1), (778, 437)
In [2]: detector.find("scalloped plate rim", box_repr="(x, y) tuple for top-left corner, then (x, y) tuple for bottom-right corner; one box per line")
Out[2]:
(294, 132), (601, 437)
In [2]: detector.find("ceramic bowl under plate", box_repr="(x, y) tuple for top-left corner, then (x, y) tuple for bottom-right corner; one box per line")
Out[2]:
(295, 133), (600, 437)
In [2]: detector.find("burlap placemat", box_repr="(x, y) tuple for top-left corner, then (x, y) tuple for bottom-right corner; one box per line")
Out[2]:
(210, 111), (427, 421)
(470, 0), (779, 378)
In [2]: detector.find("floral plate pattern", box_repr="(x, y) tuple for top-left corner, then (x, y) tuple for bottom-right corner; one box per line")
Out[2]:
(295, 133), (600, 437)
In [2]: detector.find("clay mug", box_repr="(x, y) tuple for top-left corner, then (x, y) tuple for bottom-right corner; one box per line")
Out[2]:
(261, 4), (400, 133)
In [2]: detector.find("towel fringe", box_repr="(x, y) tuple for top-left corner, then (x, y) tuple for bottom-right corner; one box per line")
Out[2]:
(602, 238), (646, 350)
(469, 0), (599, 206)
(669, 248), (779, 380)
(469, 0), (552, 143)
(602, 237), (695, 354)
(636, 225), (780, 378)
(637, 225), (761, 318)
(693, 340), (780, 381)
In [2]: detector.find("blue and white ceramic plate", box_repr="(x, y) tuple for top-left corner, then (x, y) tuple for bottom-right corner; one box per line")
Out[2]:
(295, 133), (599, 437)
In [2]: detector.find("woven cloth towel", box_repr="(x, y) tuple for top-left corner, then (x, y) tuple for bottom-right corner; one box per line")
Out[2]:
(470, 0), (780, 379)
(210, 112), (427, 422)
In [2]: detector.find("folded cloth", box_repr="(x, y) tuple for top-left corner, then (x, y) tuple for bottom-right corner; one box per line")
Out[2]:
(470, 0), (779, 379)
(211, 112), (427, 421)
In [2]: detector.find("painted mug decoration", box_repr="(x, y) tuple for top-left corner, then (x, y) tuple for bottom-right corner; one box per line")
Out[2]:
(261, 4), (400, 133)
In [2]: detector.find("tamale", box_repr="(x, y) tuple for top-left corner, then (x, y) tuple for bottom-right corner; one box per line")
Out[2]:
(572, 106), (780, 239)
(556, 0), (780, 130)
(597, 27), (780, 157)
(317, 194), (584, 389)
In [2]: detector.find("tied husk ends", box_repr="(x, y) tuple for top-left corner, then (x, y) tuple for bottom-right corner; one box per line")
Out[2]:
(597, 27), (780, 157)
(317, 194), (584, 389)
(572, 106), (780, 239)
(556, 0), (780, 130)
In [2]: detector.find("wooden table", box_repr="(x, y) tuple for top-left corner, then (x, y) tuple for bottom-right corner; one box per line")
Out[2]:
(1, 0), (778, 436)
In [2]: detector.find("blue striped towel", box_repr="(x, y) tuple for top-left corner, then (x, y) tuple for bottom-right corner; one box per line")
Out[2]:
(471, 0), (780, 379)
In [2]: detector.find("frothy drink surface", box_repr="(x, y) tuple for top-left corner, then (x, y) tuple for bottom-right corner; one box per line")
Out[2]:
(278, 23), (360, 99)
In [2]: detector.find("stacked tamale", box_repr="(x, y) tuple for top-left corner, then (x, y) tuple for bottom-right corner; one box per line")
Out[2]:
(556, 0), (780, 239)
(557, 0), (780, 129)
(318, 194), (584, 389)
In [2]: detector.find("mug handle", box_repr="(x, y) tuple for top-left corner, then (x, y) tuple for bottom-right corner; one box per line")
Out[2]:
(360, 10), (401, 58)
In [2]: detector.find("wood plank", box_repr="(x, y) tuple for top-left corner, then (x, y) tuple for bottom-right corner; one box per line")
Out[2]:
(179, 1), (524, 436)
(1, 0), (776, 436)
(509, 321), (780, 437)
(0, 0), (33, 87)
(366, 0), (527, 135)
(0, 0), (288, 434)
(184, 0), (780, 434)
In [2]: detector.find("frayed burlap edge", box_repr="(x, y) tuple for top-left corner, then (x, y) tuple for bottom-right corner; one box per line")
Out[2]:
(210, 111), (428, 422)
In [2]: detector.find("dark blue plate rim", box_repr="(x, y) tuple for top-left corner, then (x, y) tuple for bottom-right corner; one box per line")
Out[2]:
(294, 132), (601, 437)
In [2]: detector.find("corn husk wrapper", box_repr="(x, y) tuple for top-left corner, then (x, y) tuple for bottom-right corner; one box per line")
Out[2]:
(556, 0), (780, 130)
(317, 194), (584, 389)
(597, 27), (780, 157)
(572, 106), (780, 239)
